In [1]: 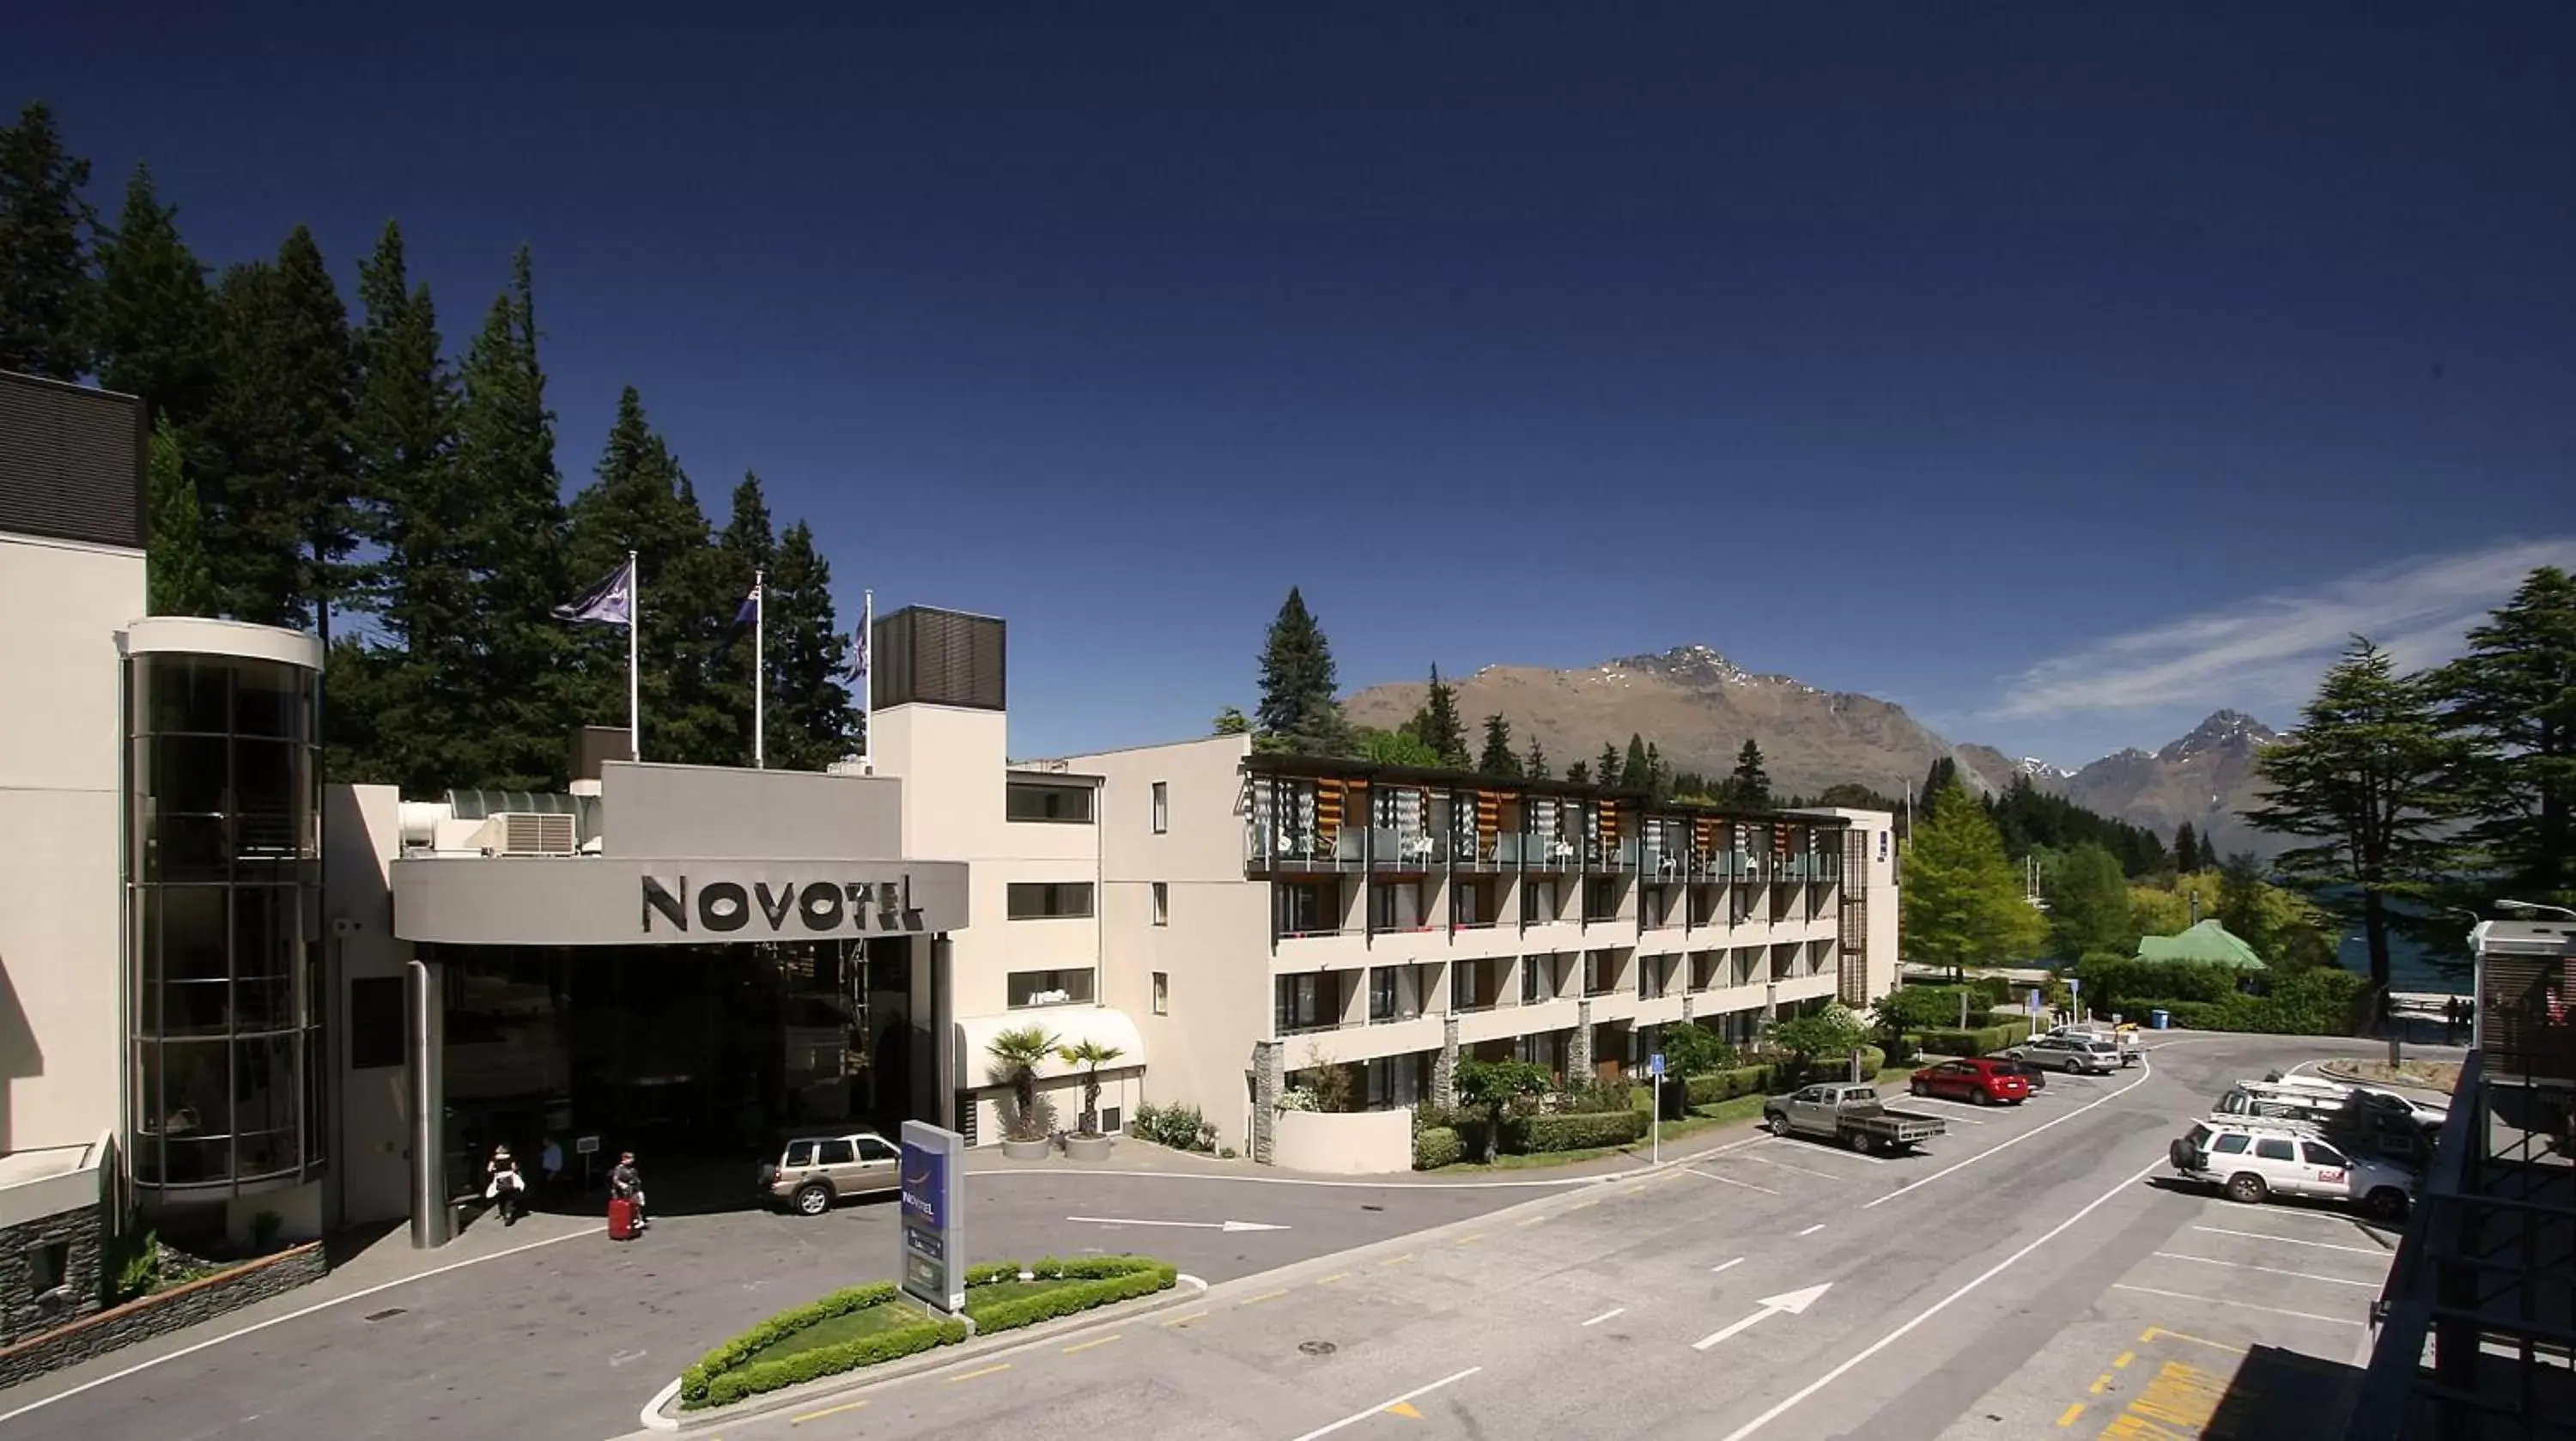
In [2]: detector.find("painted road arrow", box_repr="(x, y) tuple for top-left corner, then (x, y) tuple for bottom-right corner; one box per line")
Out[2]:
(1691, 1283), (1832, 1351)
(1065, 1215), (1291, 1233)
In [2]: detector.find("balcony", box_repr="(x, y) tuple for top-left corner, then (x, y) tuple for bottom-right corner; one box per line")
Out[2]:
(1274, 971), (1358, 1037)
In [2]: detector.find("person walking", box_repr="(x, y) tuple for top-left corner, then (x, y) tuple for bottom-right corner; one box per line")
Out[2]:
(484, 1144), (526, 1227)
(540, 1136), (565, 1200)
(609, 1151), (648, 1233)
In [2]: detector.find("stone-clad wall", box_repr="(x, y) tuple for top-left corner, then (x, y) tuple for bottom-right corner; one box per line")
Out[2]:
(0, 1205), (104, 1347)
(0, 1241), (326, 1390)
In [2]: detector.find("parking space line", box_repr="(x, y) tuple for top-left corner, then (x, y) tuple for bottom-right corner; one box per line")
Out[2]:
(2208, 1204), (2397, 1238)
(1862, 1059), (2154, 1210)
(2111, 1284), (2365, 1326)
(1710, 1256), (1745, 1274)
(2140, 1326), (2247, 1353)
(1063, 1334), (1123, 1354)
(1796, 1224), (1826, 1237)
(2150, 1252), (2383, 1288)
(1287, 1366), (1482, 1441)
(1735, 1150), (1843, 1181)
(2089, 1372), (2113, 1395)
(1684, 1166), (1780, 1195)
(2189, 1225), (2388, 1256)
(792, 1399), (869, 1425)
(1902, 1097), (1991, 1123)
(2056, 1402), (2087, 1427)
(1581, 1307), (1626, 1327)
(2114, 1350), (2135, 1369)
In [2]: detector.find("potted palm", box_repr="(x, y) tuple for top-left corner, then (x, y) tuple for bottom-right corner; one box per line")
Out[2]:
(1056, 1040), (1127, 1159)
(987, 1025), (1061, 1158)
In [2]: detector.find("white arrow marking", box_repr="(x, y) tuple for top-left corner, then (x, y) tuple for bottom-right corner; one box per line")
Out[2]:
(1692, 1283), (1832, 1352)
(1065, 1216), (1290, 1233)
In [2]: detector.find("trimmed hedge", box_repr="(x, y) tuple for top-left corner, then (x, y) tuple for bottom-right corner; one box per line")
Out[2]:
(1686, 1063), (1781, 1107)
(679, 1257), (1175, 1410)
(1523, 1108), (1648, 1152)
(1914, 1022), (2026, 1058)
(1413, 1125), (1464, 1170)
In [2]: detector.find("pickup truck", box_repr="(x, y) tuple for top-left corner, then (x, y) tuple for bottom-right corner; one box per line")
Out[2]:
(1763, 1082), (1948, 1156)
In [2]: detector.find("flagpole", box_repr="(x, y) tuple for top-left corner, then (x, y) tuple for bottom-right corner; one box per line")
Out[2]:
(753, 568), (766, 770)
(860, 588), (874, 774)
(627, 550), (641, 763)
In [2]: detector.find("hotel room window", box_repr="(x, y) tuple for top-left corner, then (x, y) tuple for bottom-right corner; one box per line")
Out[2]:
(1151, 781), (1169, 834)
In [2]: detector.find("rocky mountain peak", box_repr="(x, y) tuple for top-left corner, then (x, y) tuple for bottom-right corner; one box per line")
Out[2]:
(2159, 709), (2278, 763)
(1604, 643), (1752, 688)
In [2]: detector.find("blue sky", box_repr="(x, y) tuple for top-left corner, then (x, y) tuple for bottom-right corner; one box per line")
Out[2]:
(13, 4), (2572, 766)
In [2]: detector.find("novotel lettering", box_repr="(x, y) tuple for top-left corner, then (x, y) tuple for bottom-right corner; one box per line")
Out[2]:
(641, 874), (915, 936)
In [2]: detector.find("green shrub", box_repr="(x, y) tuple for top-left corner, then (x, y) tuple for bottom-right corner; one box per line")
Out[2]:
(966, 1257), (1177, 1335)
(1659, 1022), (1738, 1076)
(1523, 1109), (1648, 1152)
(1557, 1078), (1636, 1115)
(1686, 1063), (1778, 1107)
(1413, 1126), (1463, 1170)
(1914, 1024), (2018, 1058)
(691, 1316), (965, 1408)
(1130, 1102), (1216, 1152)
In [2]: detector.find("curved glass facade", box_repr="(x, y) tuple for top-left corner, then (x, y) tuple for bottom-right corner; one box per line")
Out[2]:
(127, 650), (325, 1194)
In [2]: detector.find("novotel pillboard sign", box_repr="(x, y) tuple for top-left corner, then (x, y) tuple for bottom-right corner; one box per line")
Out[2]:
(641, 873), (926, 937)
(899, 1120), (966, 1312)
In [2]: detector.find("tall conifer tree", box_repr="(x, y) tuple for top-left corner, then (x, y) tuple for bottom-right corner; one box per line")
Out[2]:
(1731, 738), (1773, 810)
(1408, 666), (1470, 768)
(766, 520), (853, 770)
(1254, 587), (1348, 757)
(0, 101), (96, 379)
(2433, 567), (2576, 909)
(144, 416), (214, 616)
(1478, 714), (1522, 778)
(95, 164), (218, 431)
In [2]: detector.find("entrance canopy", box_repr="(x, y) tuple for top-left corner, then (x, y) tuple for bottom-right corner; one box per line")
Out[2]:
(955, 1007), (1146, 1089)
(394, 856), (969, 945)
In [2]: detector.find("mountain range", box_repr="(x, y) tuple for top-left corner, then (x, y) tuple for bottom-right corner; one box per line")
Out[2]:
(1340, 646), (2285, 859)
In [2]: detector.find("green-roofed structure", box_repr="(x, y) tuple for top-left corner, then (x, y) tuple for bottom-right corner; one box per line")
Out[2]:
(2135, 918), (2266, 970)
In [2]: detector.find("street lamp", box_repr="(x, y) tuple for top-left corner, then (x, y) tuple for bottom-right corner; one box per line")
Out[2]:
(2496, 898), (2576, 921)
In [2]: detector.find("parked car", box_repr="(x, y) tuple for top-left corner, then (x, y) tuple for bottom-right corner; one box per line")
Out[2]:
(1908, 1057), (2032, 1106)
(760, 1130), (902, 1215)
(2168, 1118), (2415, 1221)
(2006, 1034), (2122, 1076)
(1763, 1082), (1948, 1155)
(2049, 1022), (2142, 1067)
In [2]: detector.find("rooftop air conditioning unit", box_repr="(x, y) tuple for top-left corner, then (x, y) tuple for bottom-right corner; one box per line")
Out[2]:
(483, 812), (577, 856)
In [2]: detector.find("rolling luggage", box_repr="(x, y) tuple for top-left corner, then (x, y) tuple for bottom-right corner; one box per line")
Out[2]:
(608, 1195), (638, 1242)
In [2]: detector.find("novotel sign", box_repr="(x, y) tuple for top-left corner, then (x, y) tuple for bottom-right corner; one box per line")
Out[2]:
(641, 873), (925, 937)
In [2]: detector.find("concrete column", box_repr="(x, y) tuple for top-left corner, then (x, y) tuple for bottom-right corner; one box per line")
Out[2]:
(1570, 999), (1595, 1079)
(1681, 993), (1695, 1027)
(1251, 1040), (1284, 1164)
(1432, 1016), (1460, 1111)
(405, 958), (447, 1249)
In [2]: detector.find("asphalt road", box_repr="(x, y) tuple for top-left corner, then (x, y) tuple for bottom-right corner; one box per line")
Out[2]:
(690, 1034), (2439, 1441)
(0, 1164), (1563, 1441)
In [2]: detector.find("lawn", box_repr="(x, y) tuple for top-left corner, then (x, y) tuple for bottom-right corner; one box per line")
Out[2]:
(1425, 1066), (1917, 1175)
(740, 1296), (923, 1366)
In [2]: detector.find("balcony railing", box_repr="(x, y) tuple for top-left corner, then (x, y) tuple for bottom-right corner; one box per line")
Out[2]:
(1277, 924), (1343, 941)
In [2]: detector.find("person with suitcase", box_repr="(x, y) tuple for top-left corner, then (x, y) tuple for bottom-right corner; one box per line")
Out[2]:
(609, 1151), (648, 1238)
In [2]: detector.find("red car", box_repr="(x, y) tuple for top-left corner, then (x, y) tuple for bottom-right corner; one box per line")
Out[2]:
(1909, 1057), (2032, 1106)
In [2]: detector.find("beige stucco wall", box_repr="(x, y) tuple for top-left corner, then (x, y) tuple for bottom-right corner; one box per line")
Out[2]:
(324, 783), (414, 1227)
(1271, 1105), (1414, 1176)
(0, 533), (142, 1156)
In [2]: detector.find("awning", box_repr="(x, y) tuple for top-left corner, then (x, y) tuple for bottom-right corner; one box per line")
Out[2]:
(954, 1007), (1147, 1090)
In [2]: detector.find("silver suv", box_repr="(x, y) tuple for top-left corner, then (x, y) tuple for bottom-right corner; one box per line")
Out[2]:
(2006, 1034), (2121, 1075)
(760, 1131), (902, 1216)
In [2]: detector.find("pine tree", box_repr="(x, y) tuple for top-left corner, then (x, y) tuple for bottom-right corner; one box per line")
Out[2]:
(1254, 587), (1349, 757)
(1478, 714), (1522, 777)
(1522, 735), (1551, 780)
(94, 164), (217, 432)
(144, 415), (214, 616)
(1902, 776), (2049, 976)
(766, 520), (854, 770)
(1407, 666), (1470, 768)
(1916, 756), (1958, 823)
(0, 102), (96, 380)
(1212, 707), (1251, 735)
(1644, 740), (1669, 799)
(1731, 738), (1773, 810)
(2046, 842), (2135, 960)
(2245, 638), (2458, 991)
(1620, 733), (1650, 789)
(450, 250), (570, 789)
(2215, 850), (2277, 962)
(1596, 742), (1621, 787)
(2432, 567), (2576, 909)
(2172, 822), (2200, 874)
(1564, 760), (1591, 785)
(715, 474), (778, 763)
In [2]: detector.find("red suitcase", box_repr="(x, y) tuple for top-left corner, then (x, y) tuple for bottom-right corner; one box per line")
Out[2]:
(608, 1196), (638, 1241)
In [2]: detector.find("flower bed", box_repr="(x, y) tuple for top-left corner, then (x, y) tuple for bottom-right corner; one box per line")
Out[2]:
(678, 1256), (1178, 1410)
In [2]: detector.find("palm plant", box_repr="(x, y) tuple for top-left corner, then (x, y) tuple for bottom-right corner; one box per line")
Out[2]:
(987, 1025), (1061, 1141)
(1056, 1040), (1127, 1136)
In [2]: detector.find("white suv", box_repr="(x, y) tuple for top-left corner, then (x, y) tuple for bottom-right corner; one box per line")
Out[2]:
(2170, 1119), (2414, 1221)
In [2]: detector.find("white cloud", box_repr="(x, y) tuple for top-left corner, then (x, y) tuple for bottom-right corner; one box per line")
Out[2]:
(1990, 536), (2576, 722)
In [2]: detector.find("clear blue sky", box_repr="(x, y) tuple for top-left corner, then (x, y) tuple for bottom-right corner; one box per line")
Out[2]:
(14, 4), (2573, 765)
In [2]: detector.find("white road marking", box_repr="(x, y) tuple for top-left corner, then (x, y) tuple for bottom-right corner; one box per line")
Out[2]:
(2189, 1225), (2390, 1257)
(1861, 1058), (2154, 1210)
(1733, 1150), (1843, 1181)
(1899, 1097), (1991, 1123)
(1287, 1365), (1483, 1441)
(1715, 1152), (2167, 1441)
(1795, 1223), (1826, 1237)
(1683, 1166), (1779, 1195)
(1581, 1307), (1626, 1327)
(1710, 1256), (1745, 1274)
(1692, 1284), (1832, 1351)
(2149, 1252), (2383, 1288)
(1064, 1215), (1289, 1232)
(2195, 1203), (2398, 1239)
(0, 1225), (605, 1427)
(2111, 1283), (2366, 1326)
(978, 1167), (1610, 1190)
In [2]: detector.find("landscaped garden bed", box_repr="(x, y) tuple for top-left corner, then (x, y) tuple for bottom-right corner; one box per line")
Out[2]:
(677, 1255), (1178, 1410)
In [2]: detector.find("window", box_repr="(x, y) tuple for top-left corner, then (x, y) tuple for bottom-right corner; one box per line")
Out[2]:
(1584, 878), (1619, 921)
(2301, 1141), (2348, 1168)
(1005, 781), (1095, 824)
(783, 1140), (817, 1166)
(1151, 781), (1169, 834)
(1455, 884), (1484, 927)
(1006, 882), (1095, 920)
(1522, 881), (1557, 924)
(1364, 1059), (1397, 1110)
(29, 1241), (70, 1296)
(349, 976), (404, 1069)
(1151, 972), (1169, 1015)
(1452, 959), (1489, 1012)
(1522, 956), (1547, 1005)
(1100, 1106), (1121, 1134)
(1008, 969), (1097, 1007)
(817, 1139), (857, 1165)
(1276, 882), (1335, 936)
(2211, 1134), (2251, 1155)
(2254, 1137), (2295, 1162)
(1372, 885), (1400, 932)
(1275, 974), (1337, 1034)
(1370, 967), (1399, 1023)
(1151, 882), (1169, 926)
(855, 1136), (897, 1163)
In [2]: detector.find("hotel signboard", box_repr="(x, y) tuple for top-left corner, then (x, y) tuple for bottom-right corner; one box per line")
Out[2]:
(899, 1120), (966, 1312)
(390, 857), (968, 947)
(639, 872), (926, 937)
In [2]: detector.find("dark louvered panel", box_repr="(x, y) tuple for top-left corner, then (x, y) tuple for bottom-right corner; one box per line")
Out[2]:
(0, 372), (147, 549)
(873, 605), (1007, 711)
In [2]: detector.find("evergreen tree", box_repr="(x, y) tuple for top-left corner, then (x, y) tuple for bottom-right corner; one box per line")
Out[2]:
(1731, 738), (1773, 810)
(1596, 742), (1621, 787)
(0, 101), (96, 380)
(715, 474), (778, 763)
(2046, 842), (2135, 960)
(2432, 567), (2576, 909)
(94, 164), (218, 432)
(1564, 759), (1591, 785)
(1917, 756), (1958, 821)
(1644, 740), (1670, 799)
(766, 520), (854, 770)
(2172, 822), (2199, 874)
(2215, 850), (2276, 961)
(1478, 714), (1522, 777)
(1902, 776), (2049, 976)
(1522, 734), (1551, 780)
(449, 250), (570, 789)
(1621, 733), (1650, 789)
(2245, 638), (2458, 991)
(1407, 666), (1471, 768)
(144, 415), (214, 616)
(1212, 707), (1251, 735)
(1253, 587), (1349, 757)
